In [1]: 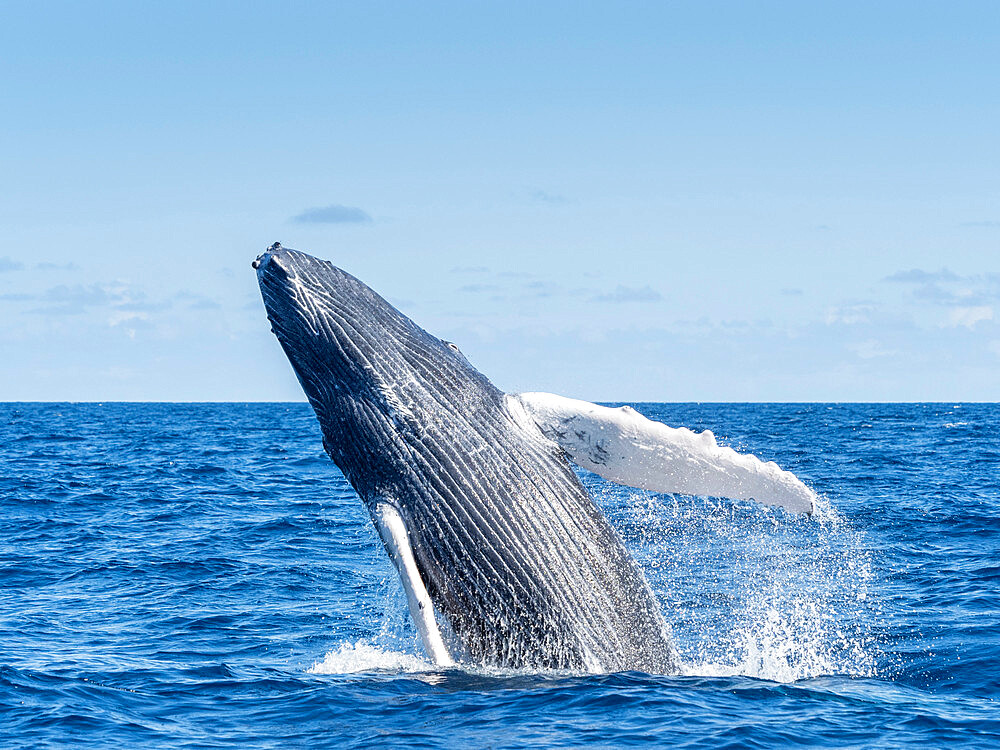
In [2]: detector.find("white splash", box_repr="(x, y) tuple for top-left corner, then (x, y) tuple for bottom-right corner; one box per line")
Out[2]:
(307, 640), (432, 675)
(619, 490), (879, 683)
(680, 596), (876, 683)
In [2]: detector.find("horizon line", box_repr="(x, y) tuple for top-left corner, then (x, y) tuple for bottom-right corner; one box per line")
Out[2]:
(2, 400), (995, 405)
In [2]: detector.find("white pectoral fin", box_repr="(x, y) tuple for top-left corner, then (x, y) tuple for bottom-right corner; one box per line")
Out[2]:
(373, 503), (455, 666)
(515, 392), (817, 515)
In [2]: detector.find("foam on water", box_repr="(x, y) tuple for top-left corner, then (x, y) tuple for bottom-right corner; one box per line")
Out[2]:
(308, 641), (432, 674)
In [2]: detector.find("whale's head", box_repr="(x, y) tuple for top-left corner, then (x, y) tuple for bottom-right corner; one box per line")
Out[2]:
(253, 243), (502, 497)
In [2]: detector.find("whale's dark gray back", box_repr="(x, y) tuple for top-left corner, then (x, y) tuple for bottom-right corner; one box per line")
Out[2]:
(256, 245), (675, 672)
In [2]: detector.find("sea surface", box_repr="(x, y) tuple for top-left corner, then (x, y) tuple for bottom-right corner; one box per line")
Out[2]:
(1, 402), (998, 748)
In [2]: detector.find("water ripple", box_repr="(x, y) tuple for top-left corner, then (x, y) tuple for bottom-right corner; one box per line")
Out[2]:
(1, 403), (998, 748)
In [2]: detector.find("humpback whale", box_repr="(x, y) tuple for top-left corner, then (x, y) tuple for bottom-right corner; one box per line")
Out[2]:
(253, 243), (816, 673)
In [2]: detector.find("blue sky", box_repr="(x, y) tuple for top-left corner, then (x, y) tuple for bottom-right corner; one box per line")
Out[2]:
(2, 1), (998, 401)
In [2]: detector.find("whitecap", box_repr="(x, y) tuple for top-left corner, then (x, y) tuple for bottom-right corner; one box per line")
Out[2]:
(307, 640), (432, 675)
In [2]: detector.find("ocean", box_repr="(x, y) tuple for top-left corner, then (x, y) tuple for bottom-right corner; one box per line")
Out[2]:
(1, 402), (998, 748)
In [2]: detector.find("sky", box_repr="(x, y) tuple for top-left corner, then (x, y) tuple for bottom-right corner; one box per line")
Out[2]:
(1, 1), (998, 401)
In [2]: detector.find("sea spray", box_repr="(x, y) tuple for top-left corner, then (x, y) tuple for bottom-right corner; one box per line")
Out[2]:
(610, 484), (881, 682)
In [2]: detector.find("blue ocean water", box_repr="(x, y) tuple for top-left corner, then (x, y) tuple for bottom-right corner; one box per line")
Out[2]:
(1, 402), (998, 748)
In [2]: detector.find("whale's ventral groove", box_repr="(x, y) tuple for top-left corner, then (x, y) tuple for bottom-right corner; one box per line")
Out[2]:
(254, 245), (678, 673)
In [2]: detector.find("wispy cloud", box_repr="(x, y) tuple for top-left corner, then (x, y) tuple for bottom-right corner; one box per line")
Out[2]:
(30, 283), (120, 314)
(2, 282), (175, 318)
(883, 268), (1000, 308)
(850, 338), (898, 359)
(450, 265), (490, 274)
(458, 283), (499, 293)
(593, 285), (663, 303)
(961, 221), (1000, 228)
(825, 302), (878, 325)
(291, 204), (372, 224)
(0, 257), (24, 272)
(912, 283), (977, 305)
(520, 280), (558, 299)
(530, 190), (570, 205)
(883, 268), (960, 283)
(36, 261), (80, 271)
(947, 306), (994, 329)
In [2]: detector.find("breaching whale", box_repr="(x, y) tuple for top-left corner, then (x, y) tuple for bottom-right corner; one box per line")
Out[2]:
(253, 243), (816, 673)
